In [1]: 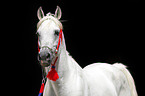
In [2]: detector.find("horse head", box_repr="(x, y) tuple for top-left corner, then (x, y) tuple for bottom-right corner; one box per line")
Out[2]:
(37, 6), (63, 67)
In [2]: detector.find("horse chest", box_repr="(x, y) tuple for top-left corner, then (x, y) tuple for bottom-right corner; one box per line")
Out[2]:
(57, 77), (85, 96)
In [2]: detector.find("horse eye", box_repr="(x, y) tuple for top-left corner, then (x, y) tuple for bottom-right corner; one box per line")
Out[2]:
(36, 32), (40, 36)
(54, 30), (59, 36)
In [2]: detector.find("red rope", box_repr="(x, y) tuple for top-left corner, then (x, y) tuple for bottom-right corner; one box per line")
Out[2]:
(55, 29), (62, 54)
(47, 29), (63, 81)
(38, 37), (40, 53)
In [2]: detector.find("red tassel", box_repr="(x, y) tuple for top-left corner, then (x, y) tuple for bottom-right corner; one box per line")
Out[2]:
(46, 67), (59, 81)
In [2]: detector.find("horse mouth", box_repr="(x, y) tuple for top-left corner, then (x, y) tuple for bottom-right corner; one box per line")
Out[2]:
(40, 60), (51, 67)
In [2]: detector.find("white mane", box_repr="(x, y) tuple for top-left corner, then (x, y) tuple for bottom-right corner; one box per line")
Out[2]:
(37, 13), (63, 30)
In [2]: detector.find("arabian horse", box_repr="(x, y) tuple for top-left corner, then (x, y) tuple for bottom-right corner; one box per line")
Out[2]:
(36, 6), (138, 96)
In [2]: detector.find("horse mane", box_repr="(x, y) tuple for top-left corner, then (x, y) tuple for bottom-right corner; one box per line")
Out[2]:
(37, 12), (63, 30)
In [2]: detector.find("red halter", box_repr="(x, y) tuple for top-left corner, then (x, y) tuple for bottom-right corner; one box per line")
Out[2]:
(55, 29), (63, 54)
(38, 29), (63, 96)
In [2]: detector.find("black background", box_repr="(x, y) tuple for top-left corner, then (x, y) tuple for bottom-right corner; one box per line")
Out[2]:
(5, 0), (143, 96)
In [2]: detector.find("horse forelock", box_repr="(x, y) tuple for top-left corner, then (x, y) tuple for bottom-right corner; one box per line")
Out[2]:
(37, 14), (63, 30)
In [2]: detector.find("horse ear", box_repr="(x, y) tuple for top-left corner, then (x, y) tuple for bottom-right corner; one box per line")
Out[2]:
(54, 6), (62, 20)
(37, 7), (44, 20)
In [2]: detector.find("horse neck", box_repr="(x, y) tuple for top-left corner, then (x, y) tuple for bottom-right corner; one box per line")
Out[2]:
(47, 35), (83, 96)
(56, 34), (81, 79)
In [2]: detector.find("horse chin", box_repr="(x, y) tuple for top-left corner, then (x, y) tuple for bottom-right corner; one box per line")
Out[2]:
(40, 60), (51, 67)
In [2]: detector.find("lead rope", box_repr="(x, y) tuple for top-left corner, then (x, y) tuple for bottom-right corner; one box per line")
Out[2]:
(38, 79), (45, 96)
(38, 29), (62, 96)
(38, 66), (46, 96)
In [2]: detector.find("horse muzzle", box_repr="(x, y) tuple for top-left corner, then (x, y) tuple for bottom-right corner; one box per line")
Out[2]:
(38, 46), (53, 67)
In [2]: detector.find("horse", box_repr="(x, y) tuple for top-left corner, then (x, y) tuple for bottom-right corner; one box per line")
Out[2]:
(36, 6), (138, 96)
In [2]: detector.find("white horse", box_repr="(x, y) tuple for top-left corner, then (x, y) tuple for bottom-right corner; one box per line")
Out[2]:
(36, 6), (138, 96)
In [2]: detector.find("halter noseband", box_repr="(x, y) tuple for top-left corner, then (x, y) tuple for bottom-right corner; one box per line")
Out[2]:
(38, 29), (62, 54)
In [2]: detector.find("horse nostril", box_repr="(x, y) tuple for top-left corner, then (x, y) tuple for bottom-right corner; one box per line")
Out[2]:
(47, 53), (50, 58)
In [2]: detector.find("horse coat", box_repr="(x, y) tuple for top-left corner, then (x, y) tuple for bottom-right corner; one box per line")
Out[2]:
(36, 6), (138, 96)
